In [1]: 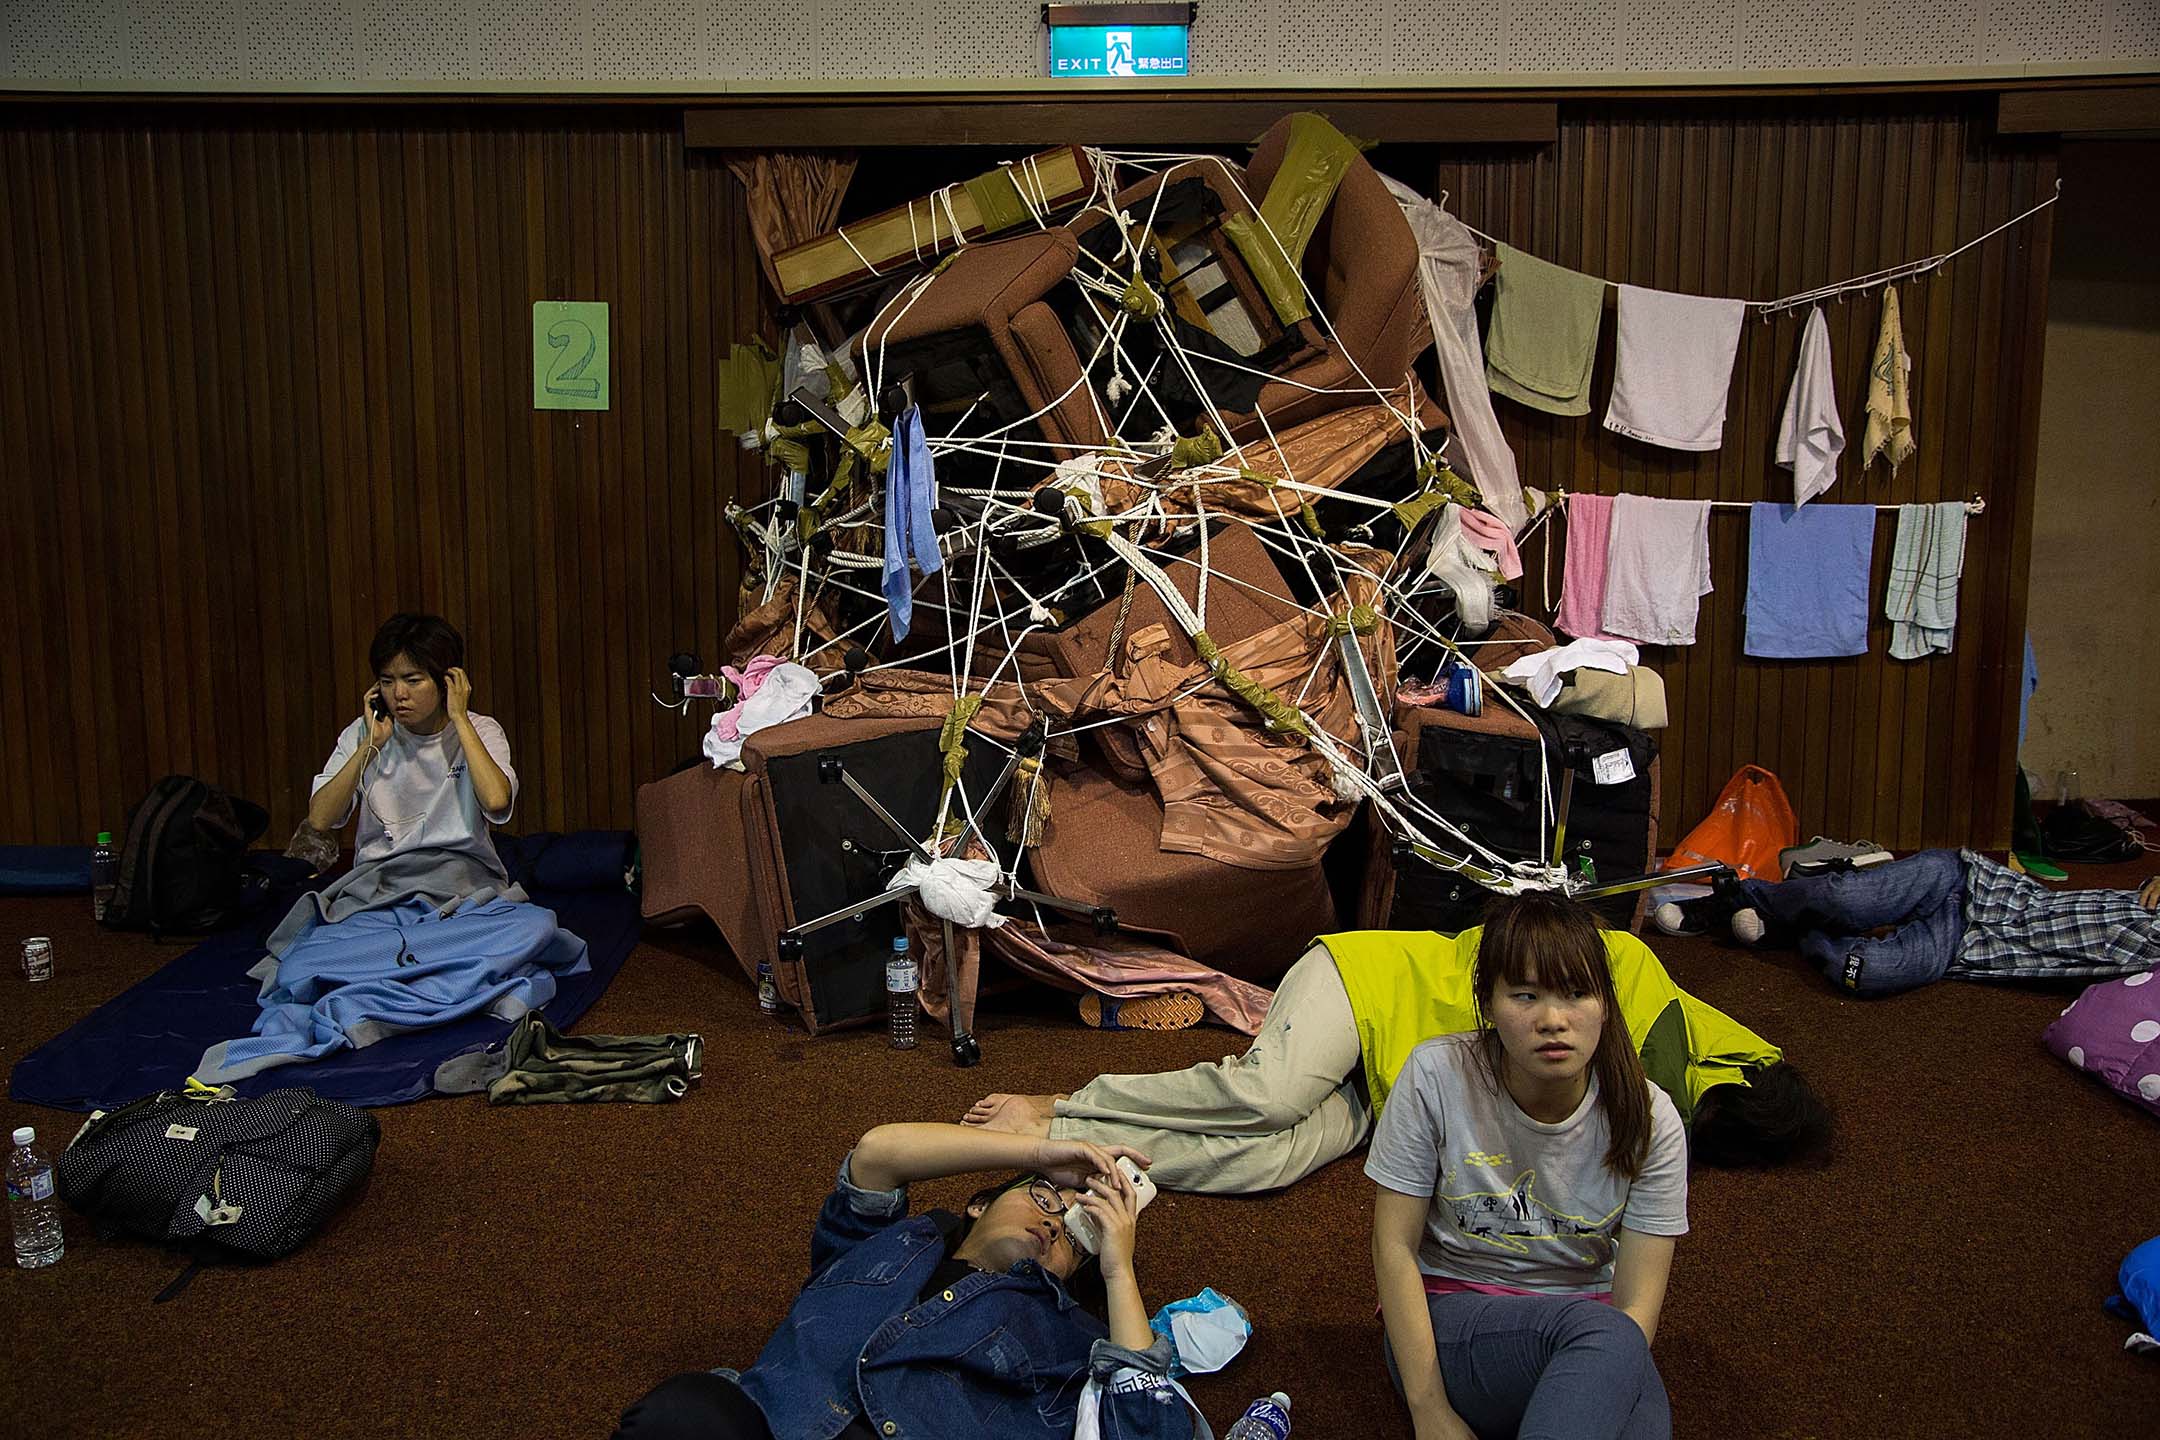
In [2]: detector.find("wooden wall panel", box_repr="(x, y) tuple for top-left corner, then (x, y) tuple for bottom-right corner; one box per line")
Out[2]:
(0, 109), (761, 844)
(1437, 98), (2053, 850)
(1, 96), (2051, 852)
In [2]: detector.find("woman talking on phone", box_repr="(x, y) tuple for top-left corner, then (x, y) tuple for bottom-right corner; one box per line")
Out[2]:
(194, 613), (588, 1085)
(302, 612), (517, 874)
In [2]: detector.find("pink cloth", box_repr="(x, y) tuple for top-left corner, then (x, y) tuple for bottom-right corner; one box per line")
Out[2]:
(909, 905), (1276, 1038)
(1555, 494), (1621, 641)
(710, 655), (785, 744)
(1455, 505), (1524, 580)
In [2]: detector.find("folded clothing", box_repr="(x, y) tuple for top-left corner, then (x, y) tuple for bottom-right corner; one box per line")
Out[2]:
(1484, 244), (1606, 417)
(1600, 495), (1713, 646)
(1500, 638), (1639, 707)
(1551, 666), (1669, 730)
(1744, 502), (1874, 659)
(1602, 285), (1747, 452)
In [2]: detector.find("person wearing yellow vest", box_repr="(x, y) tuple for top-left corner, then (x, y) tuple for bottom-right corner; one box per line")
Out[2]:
(964, 903), (1827, 1195)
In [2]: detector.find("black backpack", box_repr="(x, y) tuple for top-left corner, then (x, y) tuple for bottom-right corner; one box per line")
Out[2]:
(103, 776), (270, 935)
(57, 1083), (380, 1299)
(2040, 800), (2145, 865)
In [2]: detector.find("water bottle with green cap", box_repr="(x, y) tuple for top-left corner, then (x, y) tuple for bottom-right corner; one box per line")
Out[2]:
(91, 830), (118, 922)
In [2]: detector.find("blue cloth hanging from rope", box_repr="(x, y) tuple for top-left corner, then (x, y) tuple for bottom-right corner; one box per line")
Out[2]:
(883, 405), (942, 641)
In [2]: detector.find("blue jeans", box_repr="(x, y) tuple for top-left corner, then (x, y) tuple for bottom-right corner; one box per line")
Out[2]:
(1383, 1293), (1671, 1440)
(1739, 849), (1966, 996)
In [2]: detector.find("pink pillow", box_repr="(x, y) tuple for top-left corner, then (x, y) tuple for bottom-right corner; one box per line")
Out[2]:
(2043, 972), (2160, 1119)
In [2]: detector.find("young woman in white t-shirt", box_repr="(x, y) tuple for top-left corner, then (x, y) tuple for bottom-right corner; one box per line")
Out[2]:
(1368, 893), (1688, 1440)
(303, 612), (517, 874)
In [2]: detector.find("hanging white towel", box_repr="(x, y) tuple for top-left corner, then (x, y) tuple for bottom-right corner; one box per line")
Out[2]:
(1380, 174), (1527, 532)
(1600, 495), (1714, 646)
(1603, 285), (1748, 452)
(1777, 306), (1846, 506)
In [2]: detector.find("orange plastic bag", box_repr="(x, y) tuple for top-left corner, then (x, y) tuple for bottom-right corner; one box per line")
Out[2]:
(1662, 765), (1798, 881)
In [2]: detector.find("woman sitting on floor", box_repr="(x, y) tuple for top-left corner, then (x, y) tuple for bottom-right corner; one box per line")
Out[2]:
(964, 903), (1831, 1194)
(1372, 893), (1683, 1440)
(612, 1123), (1193, 1440)
(194, 613), (588, 1084)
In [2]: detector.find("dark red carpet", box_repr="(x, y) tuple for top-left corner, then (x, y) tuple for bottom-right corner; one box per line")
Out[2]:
(3, 856), (2157, 1439)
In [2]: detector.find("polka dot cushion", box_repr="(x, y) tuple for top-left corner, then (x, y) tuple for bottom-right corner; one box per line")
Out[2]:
(2043, 970), (2160, 1119)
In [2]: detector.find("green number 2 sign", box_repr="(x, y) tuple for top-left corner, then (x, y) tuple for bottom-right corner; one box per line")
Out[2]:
(533, 301), (609, 411)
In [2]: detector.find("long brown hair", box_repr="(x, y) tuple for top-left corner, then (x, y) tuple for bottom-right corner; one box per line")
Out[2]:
(1469, 892), (1654, 1181)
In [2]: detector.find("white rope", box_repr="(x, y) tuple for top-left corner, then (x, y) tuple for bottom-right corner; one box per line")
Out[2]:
(1457, 179), (2063, 315)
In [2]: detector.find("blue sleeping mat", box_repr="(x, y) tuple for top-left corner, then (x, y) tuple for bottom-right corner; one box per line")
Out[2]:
(9, 833), (641, 1111)
(0, 845), (92, 895)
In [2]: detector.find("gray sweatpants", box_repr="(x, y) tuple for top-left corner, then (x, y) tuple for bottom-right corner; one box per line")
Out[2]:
(1048, 944), (1370, 1193)
(1384, 1292), (1671, 1440)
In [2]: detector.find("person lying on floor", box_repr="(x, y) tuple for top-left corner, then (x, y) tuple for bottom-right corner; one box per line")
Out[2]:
(611, 1123), (1194, 1440)
(1372, 893), (1683, 1440)
(194, 612), (588, 1083)
(964, 898), (1830, 1194)
(1666, 849), (2160, 997)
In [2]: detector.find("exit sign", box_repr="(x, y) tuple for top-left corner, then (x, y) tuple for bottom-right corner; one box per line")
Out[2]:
(1043, 3), (1194, 78)
(1049, 24), (1188, 76)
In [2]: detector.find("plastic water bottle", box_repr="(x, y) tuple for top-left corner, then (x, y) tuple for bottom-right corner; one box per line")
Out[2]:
(886, 935), (919, 1050)
(756, 956), (781, 1015)
(1224, 1392), (1291, 1440)
(8, 1126), (65, 1270)
(91, 831), (119, 922)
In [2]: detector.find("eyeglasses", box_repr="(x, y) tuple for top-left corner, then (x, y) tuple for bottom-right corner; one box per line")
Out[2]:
(1019, 1179), (1086, 1260)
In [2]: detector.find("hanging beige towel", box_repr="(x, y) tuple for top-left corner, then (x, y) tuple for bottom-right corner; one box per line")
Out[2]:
(1484, 244), (1608, 417)
(1861, 285), (1917, 474)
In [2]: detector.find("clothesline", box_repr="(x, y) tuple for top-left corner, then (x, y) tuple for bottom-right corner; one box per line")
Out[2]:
(1452, 179), (2062, 316)
(1551, 490), (1987, 516)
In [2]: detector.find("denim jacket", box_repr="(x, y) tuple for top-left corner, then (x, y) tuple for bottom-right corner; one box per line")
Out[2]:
(731, 1154), (1195, 1440)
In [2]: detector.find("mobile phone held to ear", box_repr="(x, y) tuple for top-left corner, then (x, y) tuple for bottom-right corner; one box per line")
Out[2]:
(369, 691), (389, 722)
(1064, 1156), (1158, 1257)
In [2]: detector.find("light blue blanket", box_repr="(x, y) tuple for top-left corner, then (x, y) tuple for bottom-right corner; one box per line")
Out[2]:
(197, 861), (590, 1084)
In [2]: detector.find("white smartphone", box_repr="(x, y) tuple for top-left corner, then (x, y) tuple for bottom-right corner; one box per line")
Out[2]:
(1064, 1156), (1158, 1257)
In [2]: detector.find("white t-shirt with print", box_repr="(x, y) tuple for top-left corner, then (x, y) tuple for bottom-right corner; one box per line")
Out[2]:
(312, 712), (517, 877)
(1364, 1032), (1688, 1294)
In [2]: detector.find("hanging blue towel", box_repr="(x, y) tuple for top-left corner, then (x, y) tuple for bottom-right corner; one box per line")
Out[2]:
(1744, 501), (1876, 658)
(882, 405), (942, 642)
(2019, 633), (2039, 753)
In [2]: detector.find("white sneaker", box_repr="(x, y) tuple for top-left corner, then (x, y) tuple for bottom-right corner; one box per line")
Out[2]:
(1779, 837), (1893, 878)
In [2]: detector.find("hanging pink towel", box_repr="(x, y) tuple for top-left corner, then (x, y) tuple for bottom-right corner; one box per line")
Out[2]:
(1555, 494), (1620, 641)
(1455, 506), (1524, 580)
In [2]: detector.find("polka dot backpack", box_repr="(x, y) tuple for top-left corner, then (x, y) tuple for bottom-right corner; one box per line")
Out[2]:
(56, 1078), (379, 1299)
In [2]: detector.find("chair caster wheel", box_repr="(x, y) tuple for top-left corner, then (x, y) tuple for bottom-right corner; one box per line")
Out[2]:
(951, 1034), (982, 1067)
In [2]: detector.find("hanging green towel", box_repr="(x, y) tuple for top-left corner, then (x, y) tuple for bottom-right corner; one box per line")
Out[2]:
(1484, 244), (1608, 417)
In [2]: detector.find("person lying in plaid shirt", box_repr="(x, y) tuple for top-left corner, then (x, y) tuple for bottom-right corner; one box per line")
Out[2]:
(1711, 849), (2160, 997)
